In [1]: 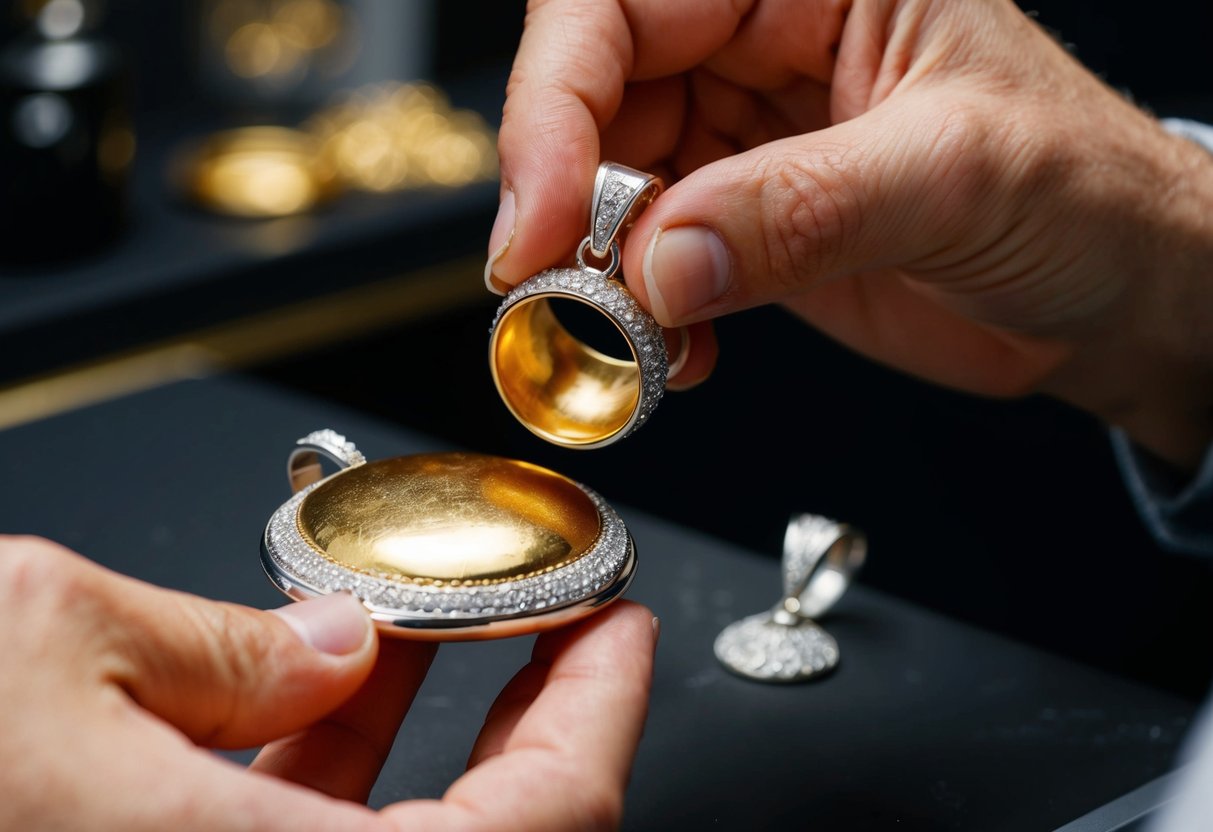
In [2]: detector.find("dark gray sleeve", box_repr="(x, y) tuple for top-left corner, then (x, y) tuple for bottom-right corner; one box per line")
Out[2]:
(1110, 431), (1213, 556)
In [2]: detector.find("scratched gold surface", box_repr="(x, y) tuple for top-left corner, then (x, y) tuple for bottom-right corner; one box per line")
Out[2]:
(297, 453), (602, 584)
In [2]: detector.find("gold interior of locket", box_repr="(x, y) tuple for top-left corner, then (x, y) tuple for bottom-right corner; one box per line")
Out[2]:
(296, 453), (602, 584)
(490, 294), (640, 447)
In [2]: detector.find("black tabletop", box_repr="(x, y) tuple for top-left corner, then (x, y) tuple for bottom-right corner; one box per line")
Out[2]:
(0, 376), (1198, 831)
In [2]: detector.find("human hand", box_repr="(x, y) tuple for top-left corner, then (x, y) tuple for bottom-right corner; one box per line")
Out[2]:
(486, 0), (1213, 468)
(0, 535), (656, 831)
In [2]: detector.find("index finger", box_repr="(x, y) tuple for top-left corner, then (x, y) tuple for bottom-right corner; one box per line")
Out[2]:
(488, 0), (750, 290)
(250, 639), (438, 803)
(382, 601), (658, 831)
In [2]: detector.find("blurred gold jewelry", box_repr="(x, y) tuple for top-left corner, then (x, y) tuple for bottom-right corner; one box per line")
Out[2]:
(172, 80), (498, 218)
(306, 81), (497, 191)
(172, 126), (341, 218)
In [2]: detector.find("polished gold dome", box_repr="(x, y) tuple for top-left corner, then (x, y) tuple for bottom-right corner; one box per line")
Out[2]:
(296, 453), (602, 585)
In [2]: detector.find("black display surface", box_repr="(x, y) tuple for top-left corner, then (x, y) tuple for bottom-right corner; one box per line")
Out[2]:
(0, 375), (1199, 831)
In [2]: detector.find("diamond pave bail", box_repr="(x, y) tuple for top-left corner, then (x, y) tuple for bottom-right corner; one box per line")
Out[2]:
(589, 162), (663, 259)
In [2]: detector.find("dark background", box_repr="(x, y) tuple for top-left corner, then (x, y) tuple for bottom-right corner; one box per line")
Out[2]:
(3, 0), (1213, 704)
(27, 1), (1213, 126)
(98, 1), (1213, 121)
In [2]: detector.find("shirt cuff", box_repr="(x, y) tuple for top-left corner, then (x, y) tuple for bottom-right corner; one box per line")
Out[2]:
(1160, 116), (1213, 153)
(1110, 431), (1213, 556)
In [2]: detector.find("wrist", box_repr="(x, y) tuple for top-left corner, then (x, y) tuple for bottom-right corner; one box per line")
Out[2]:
(1043, 117), (1213, 469)
(1053, 347), (1213, 470)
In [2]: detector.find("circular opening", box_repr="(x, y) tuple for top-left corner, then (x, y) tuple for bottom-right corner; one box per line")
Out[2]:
(491, 294), (641, 447)
(548, 295), (634, 360)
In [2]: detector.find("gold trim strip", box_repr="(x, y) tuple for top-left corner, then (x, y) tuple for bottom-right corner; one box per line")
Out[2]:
(0, 254), (487, 431)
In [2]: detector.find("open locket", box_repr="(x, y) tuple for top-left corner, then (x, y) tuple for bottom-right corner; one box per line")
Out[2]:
(261, 430), (636, 640)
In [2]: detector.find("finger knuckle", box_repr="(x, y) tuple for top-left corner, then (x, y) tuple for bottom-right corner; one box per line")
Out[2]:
(759, 150), (858, 291)
(195, 602), (275, 688)
(920, 94), (1065, 225)
(177, 601), (278, 736)
(923, 99), (1003, 200)
(0, 535), (88, 611)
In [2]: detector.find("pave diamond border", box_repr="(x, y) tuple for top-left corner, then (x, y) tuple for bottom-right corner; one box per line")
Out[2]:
(262, 475), (634, 625)
(713, 612), (841, 683)
(489, 266), (668, 447)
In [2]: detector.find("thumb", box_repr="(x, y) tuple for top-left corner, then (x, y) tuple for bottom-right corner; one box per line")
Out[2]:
(106, 581), (378, 749)
(621, 96), (990, 326)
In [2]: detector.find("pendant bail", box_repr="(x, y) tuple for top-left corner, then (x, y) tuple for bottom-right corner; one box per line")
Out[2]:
(288, 429), (366, 493)
(588, 162), (664, 259)
(780, 514), (867, 621)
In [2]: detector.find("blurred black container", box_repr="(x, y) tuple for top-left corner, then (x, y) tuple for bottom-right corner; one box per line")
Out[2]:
(0, 9), (132, 266)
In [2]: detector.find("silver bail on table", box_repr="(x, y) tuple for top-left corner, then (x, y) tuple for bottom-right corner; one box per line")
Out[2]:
(588, 162), (663, 259)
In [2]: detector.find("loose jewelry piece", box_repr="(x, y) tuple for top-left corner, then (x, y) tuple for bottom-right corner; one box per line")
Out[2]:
(714, 514), (867, 683)
(489, 162), (671, 449)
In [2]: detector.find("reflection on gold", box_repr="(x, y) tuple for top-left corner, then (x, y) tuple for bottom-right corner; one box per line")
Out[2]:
(491, 296), (641, 447)
(298, 454), (601, 585)
(175, 126), (341, 218)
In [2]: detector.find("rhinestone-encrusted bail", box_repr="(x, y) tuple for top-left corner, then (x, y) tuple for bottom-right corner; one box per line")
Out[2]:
(588, 162), (663, 258)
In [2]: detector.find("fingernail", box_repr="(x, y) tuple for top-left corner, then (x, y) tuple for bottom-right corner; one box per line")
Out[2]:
(642, 226), (731, 325)
(272, 593), (371, 656)
(652, 616), (661, 642)
(665, 326), (690, 380)
(484, 190), (516, 295)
